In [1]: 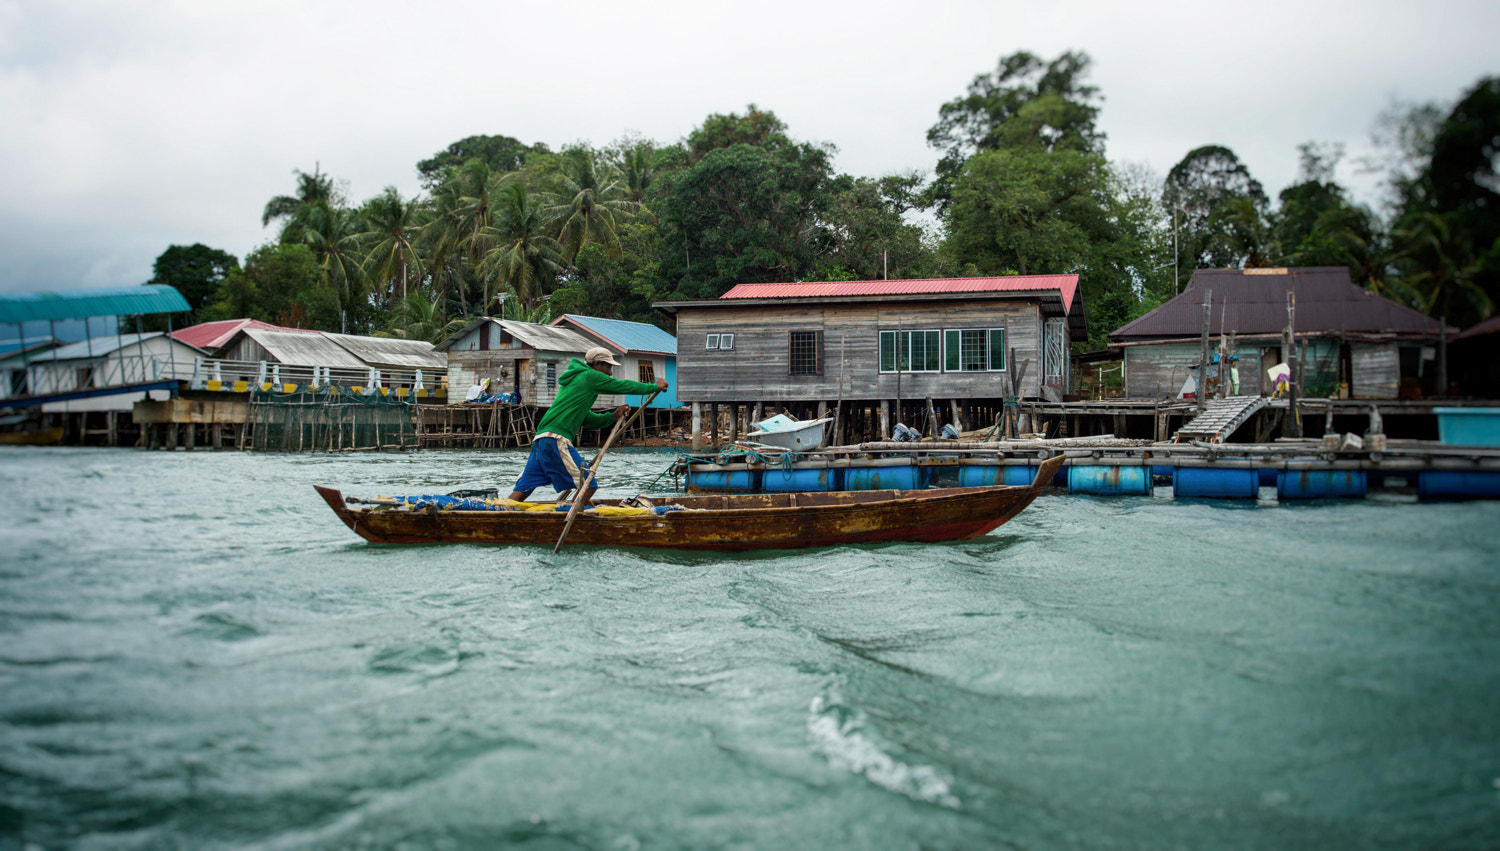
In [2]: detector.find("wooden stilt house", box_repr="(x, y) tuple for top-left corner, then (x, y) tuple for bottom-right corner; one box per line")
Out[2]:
(655, 275), (1084, 440)
(1110, 267), (1454, 400)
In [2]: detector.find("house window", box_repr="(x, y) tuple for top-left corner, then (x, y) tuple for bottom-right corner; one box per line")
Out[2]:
(879, 330), (942, 373)
(944, 329), (1007, 371)
(706, 334), (719, 350)
(545, 362), (557, 392)
(789, 331), (822, 375)
(638, 362), (655, 383)
(705, 333), (734, 351)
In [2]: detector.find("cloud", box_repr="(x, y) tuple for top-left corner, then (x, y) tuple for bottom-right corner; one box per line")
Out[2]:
(0, 0), (1496, 292)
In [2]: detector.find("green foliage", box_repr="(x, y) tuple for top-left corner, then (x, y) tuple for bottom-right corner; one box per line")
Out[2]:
(1163, 145), (1269, 273)
(203, 243), (338, 330)
(656, 118), (837, 298)
(416, 134), (550, 190)
(480, 183), (565, 310)
(375, 291), (468, 343)
(549, 219), (669, 329)
(927, 51), (1103, 213)
(144, 243), (240, 328)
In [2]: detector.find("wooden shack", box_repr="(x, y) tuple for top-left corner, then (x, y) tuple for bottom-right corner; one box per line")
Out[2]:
(655, 275), (1084, 437)
(435, 318), (627, 409)
(1111, 267), (1453, 400)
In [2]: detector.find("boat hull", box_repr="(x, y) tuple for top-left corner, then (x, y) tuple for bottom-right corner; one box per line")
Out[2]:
(316, 455), (1062, 551)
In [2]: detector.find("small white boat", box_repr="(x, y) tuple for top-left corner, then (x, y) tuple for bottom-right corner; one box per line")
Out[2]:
(745, 415), (834, 452)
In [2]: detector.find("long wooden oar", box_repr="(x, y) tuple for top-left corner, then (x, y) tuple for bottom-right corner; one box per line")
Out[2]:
(552, 390), (660, 554)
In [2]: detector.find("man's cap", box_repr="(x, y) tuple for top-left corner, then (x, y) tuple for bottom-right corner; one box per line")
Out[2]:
(585, 347), (620, 366)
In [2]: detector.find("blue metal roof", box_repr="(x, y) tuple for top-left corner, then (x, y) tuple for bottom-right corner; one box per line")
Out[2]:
(0, 285), (191, 324)
(556, 314), (677, 355)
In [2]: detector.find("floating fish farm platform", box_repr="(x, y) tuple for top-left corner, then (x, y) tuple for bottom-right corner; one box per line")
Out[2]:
(671, 436), (1500, 501)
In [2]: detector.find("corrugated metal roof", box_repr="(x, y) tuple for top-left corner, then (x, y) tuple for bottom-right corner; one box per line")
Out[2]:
(173, 318), (316, 351)
(720, 275), (1081, 313)
(24, 332), (204, 362)
(0, 285), (191, 324)
(553, 314), (677, 355)
(1457, 315), (1500, 341)
(1111, 267), (1451, 341)
(240, 329), (368, 368)
(496, 320), (596, 353)
(325, 333), (446, 369)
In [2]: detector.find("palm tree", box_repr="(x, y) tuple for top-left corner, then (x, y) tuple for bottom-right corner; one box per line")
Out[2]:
(543, 150), (635, 262)
(421, 159), (507, 314)
(496, 282), (555, 324)
(1389, 212), (1494, 322)
(263, 166), (339, 242)
(358, 187), (427, 305)
(617, 141), (657, 204)
(294, 203), (367, 334)
(481, 183), (565, 311)
(375, 291), (468, 343)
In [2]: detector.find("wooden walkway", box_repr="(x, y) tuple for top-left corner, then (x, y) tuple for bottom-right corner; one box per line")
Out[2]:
(1175, 396), (1269, 443)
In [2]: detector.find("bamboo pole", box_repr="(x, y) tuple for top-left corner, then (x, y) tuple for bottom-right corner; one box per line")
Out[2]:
(554, 390), (660, 553)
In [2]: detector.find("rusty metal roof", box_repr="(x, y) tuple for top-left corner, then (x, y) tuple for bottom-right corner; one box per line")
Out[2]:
(173, 318), (315, 351)
(1111, 267), (1452, 341)
(720, 275), (1080, 313)
(325, 333), (446, 370)
(236, 329), (368, 368)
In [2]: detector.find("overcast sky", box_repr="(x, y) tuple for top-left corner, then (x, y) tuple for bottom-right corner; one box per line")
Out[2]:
(1, 0), (1496, 295)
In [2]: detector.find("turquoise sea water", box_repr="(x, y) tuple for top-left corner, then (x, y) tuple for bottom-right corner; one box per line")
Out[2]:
(1, 446), (1498, 850)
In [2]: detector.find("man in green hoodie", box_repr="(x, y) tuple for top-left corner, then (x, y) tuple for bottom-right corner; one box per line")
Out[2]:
(507, 346), (668, 503)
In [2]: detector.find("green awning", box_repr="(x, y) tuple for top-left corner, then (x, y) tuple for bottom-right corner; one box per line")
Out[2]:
(0, 285), (191, 324)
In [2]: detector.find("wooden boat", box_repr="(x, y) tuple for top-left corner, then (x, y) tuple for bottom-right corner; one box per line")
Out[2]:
(315, 455), (1063, 551)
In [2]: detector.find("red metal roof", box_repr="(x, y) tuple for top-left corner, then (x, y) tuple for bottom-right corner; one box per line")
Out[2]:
(720, 275), (1080, 312)
(172, 318), (317, 351)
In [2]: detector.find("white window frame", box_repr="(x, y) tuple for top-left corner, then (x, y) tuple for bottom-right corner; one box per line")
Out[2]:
(944, 328), (1007, 373)
(706, 334), (719, 350)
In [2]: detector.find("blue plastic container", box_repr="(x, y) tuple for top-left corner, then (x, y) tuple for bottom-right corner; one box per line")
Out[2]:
(762, 466), (841, 492)
(1258, 467), (1278, 487)
(957, 464), (1037, 487)
(686, 468), (759, 492)
(1277, 469), (1368, 499)
(1173, 466), (1259, 499)
(1434, 407), (1500, 446)
(1067, 465), (1151, 496)
(1418, 470), (1500, 499)
(844, 464), (929, 491)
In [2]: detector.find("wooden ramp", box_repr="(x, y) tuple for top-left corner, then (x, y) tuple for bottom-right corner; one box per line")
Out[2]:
(1175, 395), (1268, 443)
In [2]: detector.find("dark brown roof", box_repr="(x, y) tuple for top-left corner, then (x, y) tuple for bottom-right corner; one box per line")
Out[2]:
(1111, 267), (1451, 342)
(1456, 315), (1500, 341)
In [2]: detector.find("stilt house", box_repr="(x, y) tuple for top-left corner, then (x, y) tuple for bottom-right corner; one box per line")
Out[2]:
(435, 318), (628, 408)
(1111, 267), (1454, 400)
(655, 275), (1084, 434)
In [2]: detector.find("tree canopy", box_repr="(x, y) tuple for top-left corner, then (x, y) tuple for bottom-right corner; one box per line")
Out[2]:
(145, 65), (1496, 348)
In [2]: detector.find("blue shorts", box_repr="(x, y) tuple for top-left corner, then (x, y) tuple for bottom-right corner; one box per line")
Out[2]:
(512, 437), (594, 497)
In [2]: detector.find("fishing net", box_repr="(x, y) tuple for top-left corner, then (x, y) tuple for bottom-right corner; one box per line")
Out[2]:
(249, 386), (417, 452)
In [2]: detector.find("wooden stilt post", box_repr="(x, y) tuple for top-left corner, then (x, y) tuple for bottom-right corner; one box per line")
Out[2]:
(691, 402), (702, 451)
(879, 400), (890, 440)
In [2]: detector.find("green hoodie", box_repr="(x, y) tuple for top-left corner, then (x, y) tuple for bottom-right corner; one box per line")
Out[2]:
(533, 358), (659, 442)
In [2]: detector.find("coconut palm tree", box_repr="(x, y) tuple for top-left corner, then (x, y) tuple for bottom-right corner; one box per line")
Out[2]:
(375, 291), (468, 343)
(481, 183), (565, 311)
(543, 150), (636, 262)
(1389, 212), (1494, 323)
(422, 159), (508, 314)
(294, 203), (367, 334)
(358, 187), (427, 305)
(263, 166), (339, 242)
